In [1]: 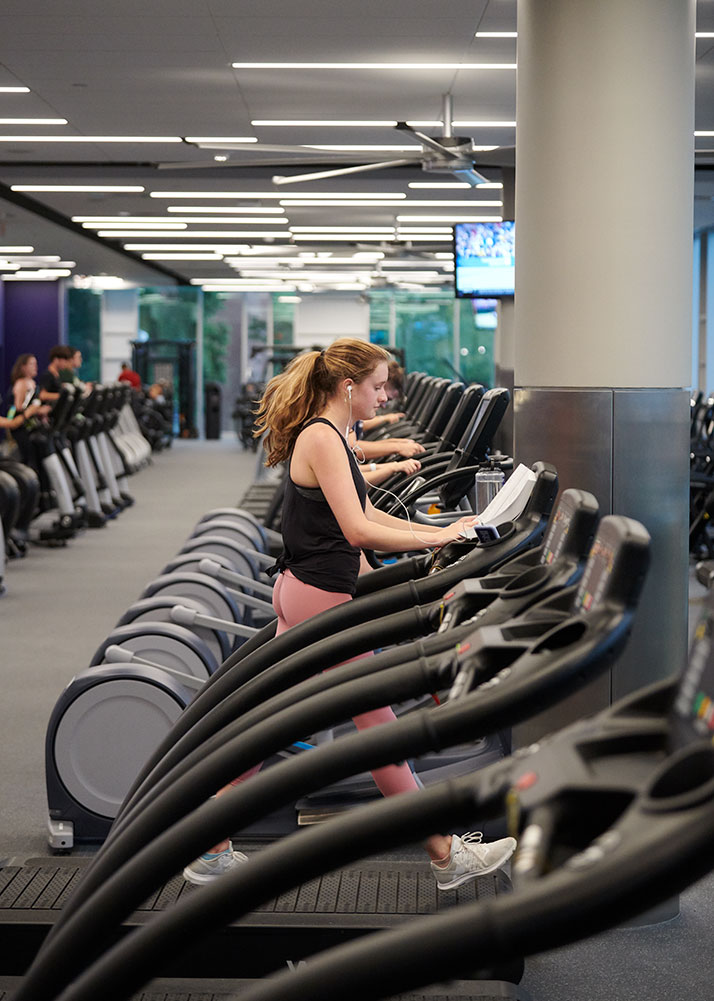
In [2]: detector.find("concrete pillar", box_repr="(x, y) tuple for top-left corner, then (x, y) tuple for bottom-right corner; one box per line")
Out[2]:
(513, 0), (695, 743)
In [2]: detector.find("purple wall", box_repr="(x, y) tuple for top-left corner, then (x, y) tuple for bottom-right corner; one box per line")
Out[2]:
(2, 282), (65, 394)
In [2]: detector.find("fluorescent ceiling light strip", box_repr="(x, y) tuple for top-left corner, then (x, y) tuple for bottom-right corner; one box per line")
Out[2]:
(0, 118), (67, 125)
(184, 136), (258, 143)
(409, 181), (503, 189)
(396, 215), (502, 222)
(408, 182), (469, 188)
(405, 120), (514, 128)
(435, 253), (454, 258)
(475, 32), (518, 38)
(278, 296), (302, 302)
(123, 244), (245, 251)
(291, 234), (397, 241)
(6, 269), (71, 277)
(99, 230), (290, 238)
(397, 228), (453, 234)
(73, 215), (196, 223)
(0, 246), (33, 252)
(280, 199), (407, 207)
(94, 219), (288, 228)
(281, 199), (501, 208)
(2, 256), (59, 263)
(0, 136), (182, 142)
(395, 235), (453, 241)
(696, 33), (714, 38)
(252, 120), (399, 127)
(231, 62), (516, 70)
(166, 206), (285, 214)
(0, 87), (30, 93)
(153, 191), (406, 199)
(398, 200), (503, 206)
(149, 217), (289, 225)
(13, 184), (146, 193)
(289, 226), (395, 232)
(141, 253), (222, 260)
(83, 222), (187, 230)
(225, 256), (384, 265)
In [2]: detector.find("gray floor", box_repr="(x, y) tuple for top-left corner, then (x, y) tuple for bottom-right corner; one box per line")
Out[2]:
(1, 441), (712, 1000)
(0, 437), (259, 858)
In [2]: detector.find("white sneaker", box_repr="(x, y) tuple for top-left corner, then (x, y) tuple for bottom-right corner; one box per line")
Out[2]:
(431, 832), (517, 890)
(183, 843), (249, 885)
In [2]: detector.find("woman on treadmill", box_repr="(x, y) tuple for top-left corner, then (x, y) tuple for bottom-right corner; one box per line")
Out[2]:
(184, 339), (516, 886)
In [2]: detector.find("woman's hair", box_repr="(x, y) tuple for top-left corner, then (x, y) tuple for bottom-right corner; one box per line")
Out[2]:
(254, 337), (391, 466)
(386, 360), (405, 396)
(10, 354), (35, 385)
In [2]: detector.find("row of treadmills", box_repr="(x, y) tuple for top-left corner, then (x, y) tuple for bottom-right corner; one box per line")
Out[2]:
(3, 372), (714, 1001)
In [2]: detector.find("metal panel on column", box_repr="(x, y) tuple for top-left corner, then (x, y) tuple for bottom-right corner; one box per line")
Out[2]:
(611, 388), (690, 701)
(512, 387), (613, 746)
(512, 386), (689, 746)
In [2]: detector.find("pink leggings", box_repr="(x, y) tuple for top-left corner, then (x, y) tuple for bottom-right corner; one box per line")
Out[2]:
(230, 569), (419, 797)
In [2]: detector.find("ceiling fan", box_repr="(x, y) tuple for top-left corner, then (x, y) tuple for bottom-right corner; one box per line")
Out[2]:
(173, 94), (511, 186)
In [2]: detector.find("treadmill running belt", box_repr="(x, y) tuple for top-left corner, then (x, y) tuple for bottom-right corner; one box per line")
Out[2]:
(0, 853), (522, 984)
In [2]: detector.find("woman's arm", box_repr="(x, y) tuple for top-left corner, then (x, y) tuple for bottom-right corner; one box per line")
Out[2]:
(361, 412), (404, 432)
(12, 379), (28, 411)
(296, 424), (472, 552)
(361, 457), (421, 486)
(364, 438), (426, 459)
(364, 497), (475, 539)
(0, 401), (43, 431)
(348, 433), (425, 459)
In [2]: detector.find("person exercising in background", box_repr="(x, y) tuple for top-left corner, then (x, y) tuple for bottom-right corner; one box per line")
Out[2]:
(7, 354), (51, 467)
(117, 362), (141, 390)
(61, 347), (92, 393)
(359, 358), (406, 430)
(184, 338), (516, 887)
(347, 358), (422, 466)
(38, 345), (74, 402)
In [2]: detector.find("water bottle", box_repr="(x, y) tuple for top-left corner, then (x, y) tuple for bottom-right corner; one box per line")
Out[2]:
(475, 464), (505, 515)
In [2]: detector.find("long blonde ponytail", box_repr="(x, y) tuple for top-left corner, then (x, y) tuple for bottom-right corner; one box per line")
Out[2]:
(254, 338), (390, 466)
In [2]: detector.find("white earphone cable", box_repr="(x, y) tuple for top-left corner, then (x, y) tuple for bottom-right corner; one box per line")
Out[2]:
(345, 382), (460, 548)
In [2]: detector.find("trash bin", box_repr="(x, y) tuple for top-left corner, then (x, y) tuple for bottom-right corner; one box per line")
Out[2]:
(204, 381), (222, 439)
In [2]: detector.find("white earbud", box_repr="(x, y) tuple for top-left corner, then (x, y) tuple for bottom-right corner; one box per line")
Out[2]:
(347, 384), (352, 397)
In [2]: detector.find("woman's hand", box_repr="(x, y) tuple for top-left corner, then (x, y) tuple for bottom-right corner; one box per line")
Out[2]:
(432, 515), (480, 547)
(393, 439), (426, 458)
(394, 457), (421, 476)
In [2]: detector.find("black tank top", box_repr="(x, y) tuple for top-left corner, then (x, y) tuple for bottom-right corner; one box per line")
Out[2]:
(273, 418), (367, 595)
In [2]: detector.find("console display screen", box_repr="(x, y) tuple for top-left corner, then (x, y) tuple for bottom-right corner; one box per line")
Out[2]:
(540, 504), (573, 567)
(673, 608), (714, 744)
(573, 538), (615, 613)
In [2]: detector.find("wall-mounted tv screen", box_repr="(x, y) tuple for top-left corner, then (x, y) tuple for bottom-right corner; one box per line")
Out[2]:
(454, 220), (515, 298)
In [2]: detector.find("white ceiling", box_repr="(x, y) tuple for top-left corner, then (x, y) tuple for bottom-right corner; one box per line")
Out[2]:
(0, 0), (712, 291)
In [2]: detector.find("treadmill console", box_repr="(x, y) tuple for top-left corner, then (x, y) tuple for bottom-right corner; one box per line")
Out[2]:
(572, 516), (650, 615)
(672, 598), (714, 747)
(539, 493), (575, 566)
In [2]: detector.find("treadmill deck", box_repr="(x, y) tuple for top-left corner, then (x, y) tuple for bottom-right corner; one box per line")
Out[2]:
(0, 850), (521, 984)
